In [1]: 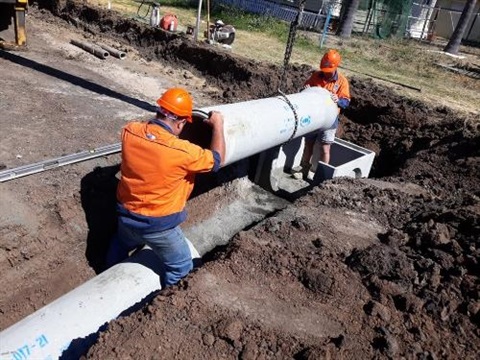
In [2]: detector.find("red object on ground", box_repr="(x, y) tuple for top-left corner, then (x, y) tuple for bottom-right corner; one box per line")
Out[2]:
(160, 14), (178, 32)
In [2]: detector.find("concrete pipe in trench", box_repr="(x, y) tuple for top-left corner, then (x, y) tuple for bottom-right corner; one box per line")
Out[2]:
(0, 87), (337, 359)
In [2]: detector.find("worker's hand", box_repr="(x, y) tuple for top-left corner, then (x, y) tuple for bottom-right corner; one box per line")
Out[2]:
(204, 110), (224, 129)
(302, 84), (311, 91)
(330, 93), (339, 103)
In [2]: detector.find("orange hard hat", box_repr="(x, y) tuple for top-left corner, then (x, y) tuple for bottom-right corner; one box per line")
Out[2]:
(320, 49), (341, 73)
(156, 88), (193, 122)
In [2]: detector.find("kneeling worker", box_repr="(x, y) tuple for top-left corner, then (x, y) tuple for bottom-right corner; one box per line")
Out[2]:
(293, 49), (350, 178)
(107, 88), (226, 287)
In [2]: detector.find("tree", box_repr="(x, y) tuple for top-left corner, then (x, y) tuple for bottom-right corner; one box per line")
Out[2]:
(444, 0), (478, 55)
(336, 0), (362, 38)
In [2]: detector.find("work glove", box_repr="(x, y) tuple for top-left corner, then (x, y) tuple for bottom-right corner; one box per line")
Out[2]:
(330, 93), (339, 103)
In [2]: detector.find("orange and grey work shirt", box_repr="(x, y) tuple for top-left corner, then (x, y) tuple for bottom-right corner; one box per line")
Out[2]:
(304, 71), (351, 110)
(117, 119), (221, 233)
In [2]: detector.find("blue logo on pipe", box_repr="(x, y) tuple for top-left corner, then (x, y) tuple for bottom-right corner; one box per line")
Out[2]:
(300, 116), (311, 127)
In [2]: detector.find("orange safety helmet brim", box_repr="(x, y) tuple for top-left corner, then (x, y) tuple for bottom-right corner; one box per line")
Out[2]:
(156, 87), (193, 122)
(320, 49), (341, 73)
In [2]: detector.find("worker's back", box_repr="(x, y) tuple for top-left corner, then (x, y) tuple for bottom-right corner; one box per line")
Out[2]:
(117, 121), (214, 218)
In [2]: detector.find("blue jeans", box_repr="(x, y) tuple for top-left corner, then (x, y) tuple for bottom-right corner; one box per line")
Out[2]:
(107, 222), (193, 287)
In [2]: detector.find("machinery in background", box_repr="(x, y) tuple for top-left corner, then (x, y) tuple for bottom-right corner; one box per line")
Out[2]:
(135, 0), (160, 26)
(0, 0), (28, 48)
(141, 0), (177, 33)
(160, 14), (178, 32)
(205, 20), (236, 46)
(149, 3), (160, 27)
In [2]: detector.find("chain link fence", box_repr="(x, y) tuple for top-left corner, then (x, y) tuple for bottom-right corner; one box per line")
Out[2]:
(213, 0), (479, 43)
(213, 0), (342, 31)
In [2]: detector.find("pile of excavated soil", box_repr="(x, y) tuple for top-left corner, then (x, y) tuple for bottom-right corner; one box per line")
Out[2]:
(86, 177), (480, 359)
(1, 2), (479, 359)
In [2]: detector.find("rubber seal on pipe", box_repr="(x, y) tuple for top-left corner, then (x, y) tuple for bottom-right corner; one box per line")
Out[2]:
(192, 109), (211, 121)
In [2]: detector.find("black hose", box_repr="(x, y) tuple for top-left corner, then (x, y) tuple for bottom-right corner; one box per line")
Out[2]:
(137, 0), (153, 19)
(192, 109), (211, 121)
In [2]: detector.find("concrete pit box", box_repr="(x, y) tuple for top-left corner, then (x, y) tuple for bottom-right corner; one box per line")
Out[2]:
(255, 137), (376, 194)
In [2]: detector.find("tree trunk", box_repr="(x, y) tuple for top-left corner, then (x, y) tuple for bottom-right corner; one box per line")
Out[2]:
(337, 0), (362, 38)
(444, 0), (478, 55)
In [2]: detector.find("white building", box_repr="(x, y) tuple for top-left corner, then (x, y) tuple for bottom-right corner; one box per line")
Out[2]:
(433, 0), (480, 41)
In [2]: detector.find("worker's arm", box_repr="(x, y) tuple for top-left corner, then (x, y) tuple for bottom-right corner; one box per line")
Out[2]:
(204, 111), (226, 166)
(336, 76), (351, 109)
(330, 93), (350, 108)
(302, 71), (318, 90)
(181, 111), (225, 173)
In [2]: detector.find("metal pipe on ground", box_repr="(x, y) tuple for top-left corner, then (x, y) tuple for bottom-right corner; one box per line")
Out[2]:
(98, 44), (126, 59)
(70, 39), (109, 60)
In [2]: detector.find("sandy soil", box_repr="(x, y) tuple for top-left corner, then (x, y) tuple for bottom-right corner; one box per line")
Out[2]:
(0, 2), (479, 359)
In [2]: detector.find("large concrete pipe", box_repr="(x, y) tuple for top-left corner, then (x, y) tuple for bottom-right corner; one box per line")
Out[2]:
(0, 242), (199, 360)
(0, 88), (336, 359)
(201, 86), (338, 166)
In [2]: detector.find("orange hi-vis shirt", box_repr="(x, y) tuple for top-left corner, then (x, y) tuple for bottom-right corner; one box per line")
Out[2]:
(304, 71), (351, 110)
(117, 120), (218, 230)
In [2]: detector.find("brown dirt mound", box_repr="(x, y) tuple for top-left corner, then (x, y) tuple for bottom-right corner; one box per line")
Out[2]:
(86, 178), (479, 359)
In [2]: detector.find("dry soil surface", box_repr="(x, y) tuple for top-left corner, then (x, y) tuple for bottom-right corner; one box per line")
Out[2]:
(0, 2), (479, 359)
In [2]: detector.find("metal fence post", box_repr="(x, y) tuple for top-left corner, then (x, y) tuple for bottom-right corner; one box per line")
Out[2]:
(195, 0), (204, 42)
(320, 5), (332, 48)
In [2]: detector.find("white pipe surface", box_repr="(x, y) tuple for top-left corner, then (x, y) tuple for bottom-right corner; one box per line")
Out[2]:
(0, 89), (337, 360)
(207, 87), (338, 166)
(0, 242), (200, 360)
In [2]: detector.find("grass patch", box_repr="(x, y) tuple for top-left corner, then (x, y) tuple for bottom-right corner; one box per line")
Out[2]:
(209, 4), (319, 52)
(159, 0), (197, 8)
(210, 4), (286, 34)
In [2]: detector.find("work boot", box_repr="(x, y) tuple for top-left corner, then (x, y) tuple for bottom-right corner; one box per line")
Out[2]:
(306, 170), (316, 181)
(291, 161), (310, 180)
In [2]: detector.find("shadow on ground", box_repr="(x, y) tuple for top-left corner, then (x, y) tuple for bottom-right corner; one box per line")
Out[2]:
(0, 50), (156, 112)
(80, 164), (120, 274)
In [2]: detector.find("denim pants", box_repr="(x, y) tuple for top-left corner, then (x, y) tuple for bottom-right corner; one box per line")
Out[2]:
(107, 221), (193, 287)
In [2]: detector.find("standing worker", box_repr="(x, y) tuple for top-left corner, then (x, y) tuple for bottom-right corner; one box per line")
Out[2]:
(293, 49), (350, 178)
(107, 87), (226, 287)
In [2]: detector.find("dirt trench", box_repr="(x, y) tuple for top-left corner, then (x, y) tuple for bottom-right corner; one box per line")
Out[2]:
(1, 2), (479, 359)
